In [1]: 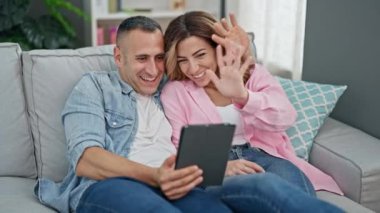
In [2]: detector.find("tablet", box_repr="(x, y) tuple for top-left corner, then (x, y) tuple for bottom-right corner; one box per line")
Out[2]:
(175, 123), (236, 187)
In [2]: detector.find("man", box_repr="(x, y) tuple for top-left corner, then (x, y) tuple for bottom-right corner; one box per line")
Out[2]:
(35, 15), (343, 213)
(35, 16), (230, 213)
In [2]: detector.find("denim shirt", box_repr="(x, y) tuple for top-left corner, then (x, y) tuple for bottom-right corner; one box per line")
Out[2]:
(34, 71), (165, 213)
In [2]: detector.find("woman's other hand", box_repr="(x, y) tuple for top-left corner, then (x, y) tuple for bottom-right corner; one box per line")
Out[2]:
(225, 159), (265, 177)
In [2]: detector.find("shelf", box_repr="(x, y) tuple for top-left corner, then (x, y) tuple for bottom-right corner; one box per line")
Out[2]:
(84, 0), (220, 46)
(96, 10), (186, 20)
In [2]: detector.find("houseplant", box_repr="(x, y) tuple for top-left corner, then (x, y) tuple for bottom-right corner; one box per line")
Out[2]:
(0, 0), (87, 50)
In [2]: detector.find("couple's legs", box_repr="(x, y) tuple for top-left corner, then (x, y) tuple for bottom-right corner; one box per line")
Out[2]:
(206, 173), (343, 213)
(230, 144), (315, 195)
(76, 177), (231, 213)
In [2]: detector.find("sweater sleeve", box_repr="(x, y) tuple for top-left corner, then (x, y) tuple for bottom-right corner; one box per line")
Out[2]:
(236, 64), (297, 131)
(160, 81), (189, 148)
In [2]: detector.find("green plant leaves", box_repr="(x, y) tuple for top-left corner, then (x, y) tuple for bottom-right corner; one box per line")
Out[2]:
(0, 0), (86, 49)
(0, 0), (30, 31)
(0, 26), (31, 50)
(43, 0), (89, 37)
(21, 16), (74, 49)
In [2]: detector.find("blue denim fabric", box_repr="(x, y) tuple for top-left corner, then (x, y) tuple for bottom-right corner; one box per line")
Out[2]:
(76, 177), (231, 213)
(34, 71), (165, 213)
(206, 173), (344, 213)
(229, 143), (316, 196)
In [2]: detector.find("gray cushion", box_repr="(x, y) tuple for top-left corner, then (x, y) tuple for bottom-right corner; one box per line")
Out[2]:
(22, 45), (116, 181)
(0, 43), (36, 178)
(317, 191), (374, 213)
(0, 177), (55, 212)
(310, 117), (380, 212)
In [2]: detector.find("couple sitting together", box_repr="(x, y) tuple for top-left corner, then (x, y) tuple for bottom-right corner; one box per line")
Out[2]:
(35, 11), (344, 212)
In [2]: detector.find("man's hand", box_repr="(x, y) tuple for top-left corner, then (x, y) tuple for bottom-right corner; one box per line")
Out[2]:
(225, 159), (265, 177)
(212, 13), (254, 63)
(155, 155), (203, 200)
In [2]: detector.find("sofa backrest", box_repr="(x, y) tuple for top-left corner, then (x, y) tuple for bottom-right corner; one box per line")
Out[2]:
(0, 43), (37, 178)
(22, 45), (116, 181)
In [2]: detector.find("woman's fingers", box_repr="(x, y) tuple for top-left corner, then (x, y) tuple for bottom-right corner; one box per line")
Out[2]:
(225, 159), (265, 176)
(216, 45), (225, 67)
(243, 160), (265, 173)
(239, 56), (253, 75)
(212, 34), (227, 49)
(213, 22), (228, 37)
(229, 13), (238, 27)
(221, 18), (231, 31)
(205, 69), (221, 86)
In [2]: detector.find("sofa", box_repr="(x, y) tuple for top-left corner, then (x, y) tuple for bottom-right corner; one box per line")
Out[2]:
(1, 42), (379, 212)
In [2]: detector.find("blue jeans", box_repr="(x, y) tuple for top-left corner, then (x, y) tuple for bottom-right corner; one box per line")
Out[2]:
(76, 177), (231, 213)
(230, 143), (316, 196)
(206, 173), (344, 213)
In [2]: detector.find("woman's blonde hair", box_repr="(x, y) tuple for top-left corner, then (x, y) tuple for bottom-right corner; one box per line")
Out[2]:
(164, 11), (252, 83)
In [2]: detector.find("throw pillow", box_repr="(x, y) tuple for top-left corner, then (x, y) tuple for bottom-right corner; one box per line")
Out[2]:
(276, 77), (347, 160)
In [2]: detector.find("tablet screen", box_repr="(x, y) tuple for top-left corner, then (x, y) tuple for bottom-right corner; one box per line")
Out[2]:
(175, 123), (235, 187)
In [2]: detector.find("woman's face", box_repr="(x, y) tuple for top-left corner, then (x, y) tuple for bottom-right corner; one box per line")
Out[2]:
(176, 36), (217, 87)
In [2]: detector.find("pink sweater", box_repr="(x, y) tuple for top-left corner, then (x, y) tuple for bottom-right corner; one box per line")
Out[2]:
(161, 64), (343, 195)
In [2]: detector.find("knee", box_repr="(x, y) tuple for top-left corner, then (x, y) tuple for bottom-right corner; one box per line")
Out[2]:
(223, 173), (282, 193)
(178, 189), (231, 213)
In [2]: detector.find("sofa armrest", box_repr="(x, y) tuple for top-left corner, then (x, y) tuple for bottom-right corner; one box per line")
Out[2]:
(309, 117), (380, 212)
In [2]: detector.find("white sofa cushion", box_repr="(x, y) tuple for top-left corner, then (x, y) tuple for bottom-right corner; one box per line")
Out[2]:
(0, 43), (36, 178)
(0, 177), (54, 212)
(22, 45), (116, 181)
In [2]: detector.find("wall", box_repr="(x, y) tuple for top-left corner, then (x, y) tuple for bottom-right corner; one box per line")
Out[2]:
(303, 0), (380, 138)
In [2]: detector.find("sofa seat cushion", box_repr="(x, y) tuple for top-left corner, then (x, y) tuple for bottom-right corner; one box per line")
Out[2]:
(317, 191), (374, 213)
(311, 118), (380, 212)
(22, 45), (116, 181)
(0, 177), (55, 212)
(0, 43), (36, 178)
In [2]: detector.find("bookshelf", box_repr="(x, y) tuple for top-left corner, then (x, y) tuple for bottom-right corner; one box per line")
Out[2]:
(84, 0), (219, 46)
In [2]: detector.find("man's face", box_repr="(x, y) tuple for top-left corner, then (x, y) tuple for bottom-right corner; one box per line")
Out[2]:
(114, 29), (165, 96)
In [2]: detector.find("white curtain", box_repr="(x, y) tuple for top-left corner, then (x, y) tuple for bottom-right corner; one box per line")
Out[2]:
(228, 0), (307, 80)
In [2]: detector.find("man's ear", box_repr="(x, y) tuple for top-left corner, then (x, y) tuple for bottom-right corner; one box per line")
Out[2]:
(114, 46), (122, 68)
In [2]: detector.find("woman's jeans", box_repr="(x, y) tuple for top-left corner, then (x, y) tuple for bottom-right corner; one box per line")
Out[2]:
(77, 175), (343, 213)
(76, 177), (231, 213)
(206, 173), (344, 213)
(229, 143), (316, 196)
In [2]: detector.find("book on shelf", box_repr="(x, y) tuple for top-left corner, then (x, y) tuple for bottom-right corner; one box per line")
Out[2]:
(109, 26), (118, 44)
(97, 27), (104, 46)
(108, 0), (123, 13)
(108, 0), (117, 13)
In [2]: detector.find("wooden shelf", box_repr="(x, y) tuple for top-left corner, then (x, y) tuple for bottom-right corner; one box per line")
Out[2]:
(96, 10), (186, 20)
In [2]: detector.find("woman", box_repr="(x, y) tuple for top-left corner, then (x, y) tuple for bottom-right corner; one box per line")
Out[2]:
(161, 11), (343, 197)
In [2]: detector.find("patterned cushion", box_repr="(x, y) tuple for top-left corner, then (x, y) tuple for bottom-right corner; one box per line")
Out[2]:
(277, 77), (347, 160)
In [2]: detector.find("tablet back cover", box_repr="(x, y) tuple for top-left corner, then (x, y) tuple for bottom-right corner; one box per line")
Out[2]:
(175, 123), (235, 187)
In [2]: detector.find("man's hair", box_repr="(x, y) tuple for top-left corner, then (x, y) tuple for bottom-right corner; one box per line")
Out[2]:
(116, 16), (162, 46)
